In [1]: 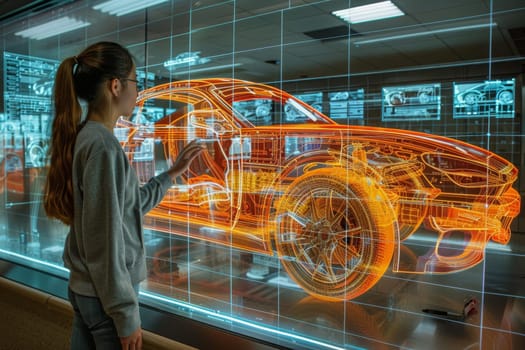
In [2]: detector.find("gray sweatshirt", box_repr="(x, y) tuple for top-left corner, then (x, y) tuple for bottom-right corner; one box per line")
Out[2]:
(63, 120), (172, 337)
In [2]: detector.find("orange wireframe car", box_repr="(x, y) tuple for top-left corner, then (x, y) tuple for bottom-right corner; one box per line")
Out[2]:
(116, 78), (520, 301)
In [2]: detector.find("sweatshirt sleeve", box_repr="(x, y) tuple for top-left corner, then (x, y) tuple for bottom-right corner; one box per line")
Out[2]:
(139, 172), (172, 214)
(81, 146), (139, 337)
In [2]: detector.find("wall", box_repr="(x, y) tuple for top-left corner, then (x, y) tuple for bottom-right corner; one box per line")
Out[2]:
(0, 277), (198, 350)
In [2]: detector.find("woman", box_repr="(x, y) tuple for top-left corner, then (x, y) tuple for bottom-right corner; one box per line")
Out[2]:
(43, 42), (203, 350)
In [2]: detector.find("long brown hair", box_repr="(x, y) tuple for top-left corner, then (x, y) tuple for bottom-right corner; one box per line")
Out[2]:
(43, 42), (134, 225)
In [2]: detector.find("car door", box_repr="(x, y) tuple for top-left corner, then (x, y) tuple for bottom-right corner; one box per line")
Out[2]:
(136, 90), (245, 243)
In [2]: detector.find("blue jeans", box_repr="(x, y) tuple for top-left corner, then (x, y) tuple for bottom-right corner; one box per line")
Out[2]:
(68, 287), (134, 350)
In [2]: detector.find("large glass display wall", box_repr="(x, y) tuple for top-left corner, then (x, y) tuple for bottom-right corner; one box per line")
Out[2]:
(1, 1), (524, 349)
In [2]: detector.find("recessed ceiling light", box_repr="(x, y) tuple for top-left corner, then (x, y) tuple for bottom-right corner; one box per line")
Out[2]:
(15, 16), (90, 40)
(332, 1), (404, 24)
(93, 0), (170, 16)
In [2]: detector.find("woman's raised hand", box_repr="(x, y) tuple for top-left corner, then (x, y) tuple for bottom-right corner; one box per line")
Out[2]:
(167, 140), (206, 180)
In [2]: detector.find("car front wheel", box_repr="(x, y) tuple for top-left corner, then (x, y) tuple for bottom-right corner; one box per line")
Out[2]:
(275, 168), (396, 301)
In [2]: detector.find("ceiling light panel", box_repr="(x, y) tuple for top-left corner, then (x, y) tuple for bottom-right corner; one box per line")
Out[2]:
(333, 1), (404, 24)
(15, 16), (90, 40)
(93, 0), (170, 16)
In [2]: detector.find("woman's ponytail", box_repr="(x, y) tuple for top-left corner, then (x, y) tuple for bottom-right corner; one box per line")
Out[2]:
(43, 56), (82, 225)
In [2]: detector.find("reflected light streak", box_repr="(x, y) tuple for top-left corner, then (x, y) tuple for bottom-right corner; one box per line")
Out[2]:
(141, 291), (364, 350)
(0, 249), (70, 274)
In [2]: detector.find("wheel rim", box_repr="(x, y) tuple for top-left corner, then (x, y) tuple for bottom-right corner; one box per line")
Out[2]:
(497, 90), (513, 104)
(275, 173), (392, 300)
(463, 92), (481, 105)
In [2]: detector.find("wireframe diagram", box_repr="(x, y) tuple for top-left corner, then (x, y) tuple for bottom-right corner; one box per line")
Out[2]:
(453, 79), (515, 118)
(382, 83), (441, 121)
(116, 78), (520, 301)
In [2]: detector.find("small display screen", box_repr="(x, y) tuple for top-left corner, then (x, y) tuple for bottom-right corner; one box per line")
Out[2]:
(382, 83), (441, 121)
(3, 52), (60, 169)
(328, 89), (364, 119)
(453, 79), (515, 118)
(3, 52), (59, 121)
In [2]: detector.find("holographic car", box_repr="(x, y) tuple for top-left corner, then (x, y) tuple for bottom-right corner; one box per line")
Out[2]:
(116, 78), (520, 301)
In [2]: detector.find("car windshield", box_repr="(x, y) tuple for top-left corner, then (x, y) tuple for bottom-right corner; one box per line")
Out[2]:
(213, 85), (335, 127)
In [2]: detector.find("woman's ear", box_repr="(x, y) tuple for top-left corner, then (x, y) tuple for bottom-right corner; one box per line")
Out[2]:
(109, 78), (121, 97)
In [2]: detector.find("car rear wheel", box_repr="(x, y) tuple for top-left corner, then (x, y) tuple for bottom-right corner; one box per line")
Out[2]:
(275, 168), (396, 301)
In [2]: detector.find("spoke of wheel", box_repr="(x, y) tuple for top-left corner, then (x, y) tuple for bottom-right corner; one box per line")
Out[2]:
(310, 254), (329, 281)
(329, 208), (347, 230)
(284, 210), (309, 228)
(282, 226), (315, 246)
(328, 192), (346, 219)
(310, 192), (326, 222)
(304, 241), (336, 282)
(295, 242), (319, 265)
(346, 241), (361, 259)
(322, 253), (339, 282)
(347, 223), (363, 235)
(332, 242), (349, 267)
(298, 244), (317, 266)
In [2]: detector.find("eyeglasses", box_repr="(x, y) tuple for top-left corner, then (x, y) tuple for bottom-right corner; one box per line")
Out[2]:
(120, 78), (140, 91)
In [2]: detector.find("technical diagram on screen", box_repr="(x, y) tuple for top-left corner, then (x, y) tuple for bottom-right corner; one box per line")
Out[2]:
(453, 79), (515, 118)
(328, 89), (364, 120)
(1, 53), (60, 206)
(328, 88), (365, 120)
(382, 83), (441, 121)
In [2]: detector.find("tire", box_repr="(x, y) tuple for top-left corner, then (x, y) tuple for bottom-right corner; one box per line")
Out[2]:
(28, 141), (46, 167)
(387, 92), (405, 106)
(275, 168), (396, 301)
(418, 92), (431, 104)
(462, 91), (482, 105)
(496, 90), (513, 105)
